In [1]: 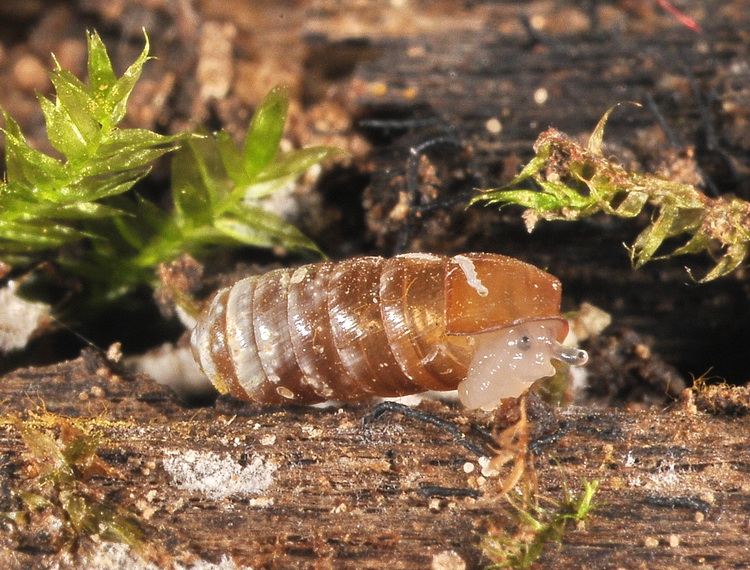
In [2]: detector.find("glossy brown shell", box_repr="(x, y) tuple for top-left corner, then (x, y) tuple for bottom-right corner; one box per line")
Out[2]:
(190, 252), (565, 405)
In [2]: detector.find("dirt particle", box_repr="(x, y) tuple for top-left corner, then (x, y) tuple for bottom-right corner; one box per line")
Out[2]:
(0, 284), (51, 352)
(90, 385), (105, 398)
(197, 21), (237, 100)
(13, 54), (49, 92)
(331, 503), (347, 513)
(53, 38), (86, 76)
(698, 491), (715, 505)
(431, 549), (466, 570)
(260, 434), (277, 446)
(533, 87), (549, 105)
(301, 424), (323, 439)
(106, 342), (123, 363)
(485, 117), (502, 134)
(634, 343), (651, 359)
(407, 45), (426, 58)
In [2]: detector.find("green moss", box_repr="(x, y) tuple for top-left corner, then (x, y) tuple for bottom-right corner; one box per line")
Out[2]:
(1, 31), (341, 307)
(473, 104), (750, 282)
(482, 479), (600, 568)
(3, 413), (145, 551)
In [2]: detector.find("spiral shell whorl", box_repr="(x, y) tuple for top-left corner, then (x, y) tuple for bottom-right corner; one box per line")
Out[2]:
(191, 253), (575, 406)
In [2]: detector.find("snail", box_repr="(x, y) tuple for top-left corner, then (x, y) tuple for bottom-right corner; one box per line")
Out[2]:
(190, 253), (588, 410)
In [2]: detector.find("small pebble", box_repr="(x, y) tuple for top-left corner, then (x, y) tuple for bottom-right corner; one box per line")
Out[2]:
(485, 117), (502, 134)
(533, 87), (549, 105)
(13, 54), (50, 92)
(431, 549), (466, 570)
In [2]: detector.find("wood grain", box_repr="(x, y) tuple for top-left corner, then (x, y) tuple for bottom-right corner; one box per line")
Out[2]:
(1, 352), (749, 568)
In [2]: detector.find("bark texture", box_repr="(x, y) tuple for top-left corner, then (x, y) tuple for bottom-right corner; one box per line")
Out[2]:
(1, 352), (749, 568)
(1, 1), (750, 568)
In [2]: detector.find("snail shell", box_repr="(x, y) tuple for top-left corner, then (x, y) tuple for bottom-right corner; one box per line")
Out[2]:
(190, 253), (587, 409)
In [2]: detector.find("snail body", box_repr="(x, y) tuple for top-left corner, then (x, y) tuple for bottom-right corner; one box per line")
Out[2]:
(190, 253), (587, 410)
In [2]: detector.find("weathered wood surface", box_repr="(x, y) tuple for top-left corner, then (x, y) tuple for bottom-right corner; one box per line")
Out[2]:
(1, 352), (749, 568)
(2, 1), (750, 568)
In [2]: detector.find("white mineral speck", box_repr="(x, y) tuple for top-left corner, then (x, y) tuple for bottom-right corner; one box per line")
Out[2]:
(431, 549), (466, 570)
(485, 117), (502, 134)
(0, 283), (50, 352)
(533, 87), (549, 105)
(453, 255), (489, 296)
(163, 450), (277, 501)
